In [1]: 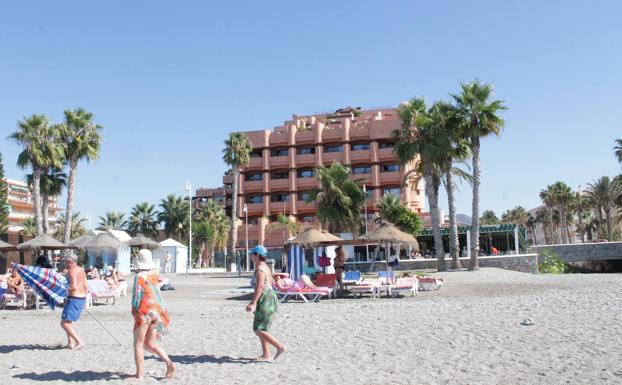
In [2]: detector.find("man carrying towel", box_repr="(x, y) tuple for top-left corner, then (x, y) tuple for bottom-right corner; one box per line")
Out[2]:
(61, 255), (88, 350)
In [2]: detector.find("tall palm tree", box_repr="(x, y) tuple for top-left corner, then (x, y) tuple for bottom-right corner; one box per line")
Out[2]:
(394, 97), (447, 270)
(585, 176), (622, 241)
(266, 214), (302, 239)
(480, 210), (500, 225)
(127, 202), (159, 238)
(535, 207), (551, 244)
(20, 217), (37, 237)
(158, 194), (188, 241)
(61, 108), (103, 243)
(97, 211), (126, 230)
(27, 168), (67, 234)
(55, 212), (87, 240)
(375, 193), (423, 235)
(539, 186), (559, 243)
(307, 163), (366, 234)
(452, 80), (506, 270)
(222, 132), (252, 266)
(9, 114), (65, 235)
(614, 138), (622, 165)
(525, 213), (537, 245)
(573, 189), (588, 243)
(552, 182), (574, 243)
(194, 199), (230, 266)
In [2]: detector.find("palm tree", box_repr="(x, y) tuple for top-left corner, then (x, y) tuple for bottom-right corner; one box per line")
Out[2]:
(27, 168), (67, 234)
(307, 163), (366, 234)
(394, 97), (447, 270)
(158, 194), (188, 241)
(222, 132), (252, 266)
(61, 108), (103, 243)
(525, 213), (537, 245)
(614, 139), (622, 165)
(375, 194), (423, 236)
(539, 186), (559, 243)
(585, 176), (622, 241)
(55, 212), (87, 240)
(551, 182), (574, 243)
(9, 115), (65, 235)
(194, 199), (230, 267)
(535, 207), (551, 244)
(266, 214), (302, 240)
(127, 202), (159, 238)
(97, 211), (126, 230)
(452, 80), (506, 270)
(480, 210), (499, 225)
(20, 217), (37, 237)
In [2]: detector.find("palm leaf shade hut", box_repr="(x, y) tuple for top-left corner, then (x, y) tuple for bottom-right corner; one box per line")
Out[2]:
(68, 233), (96, 248)
(285, 228), (343, 280)
(17, 233), (72, 251)
(82, 232), (126, 249)
(0, 239), (17, 252)
(127, 234), (160, 250)
(82, 232), (128, 271)
(360, 221), (419, 273)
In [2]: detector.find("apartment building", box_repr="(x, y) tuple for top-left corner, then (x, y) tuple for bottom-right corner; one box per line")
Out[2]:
(196, 107), (426, 250)
(3, 178), (61, 234)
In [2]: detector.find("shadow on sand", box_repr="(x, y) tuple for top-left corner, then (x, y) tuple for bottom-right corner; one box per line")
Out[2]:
(13, 371), (126, 382)
(148, 354), (256, 365)
(0, 344), (64, 353)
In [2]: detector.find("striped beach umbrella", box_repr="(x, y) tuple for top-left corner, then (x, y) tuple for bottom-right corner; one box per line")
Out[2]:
(287, 244), (304, 281)
(12, 263), (68, 309)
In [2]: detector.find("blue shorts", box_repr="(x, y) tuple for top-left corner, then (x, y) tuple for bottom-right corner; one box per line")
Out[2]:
(62, 296), (86, 322)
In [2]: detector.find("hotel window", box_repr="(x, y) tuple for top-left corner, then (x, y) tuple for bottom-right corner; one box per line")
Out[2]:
(378, 142), (395, 149)
(271, 171), (289, 180)
(381, 164), (400, 172)
(271, 148), (289, 157)
(300, 214), (316, 222)
(352, 166), (371, 175)
(350, 143), (370, 151)
(244, 173), (263, 182)
(271, 193), (290, 202)
(297, 191), (312, 201)
(324, 144), (343, 153)
(297, 169), (315, 178)
(382, 187), (401, 196)
(248, 217), (260, 225)
(246, 195), (263, 204)
(297, 147), (315, 155)
(365, 188), (374, 199)
(214, 195), (225, 202)
(250, 149), (263, 158)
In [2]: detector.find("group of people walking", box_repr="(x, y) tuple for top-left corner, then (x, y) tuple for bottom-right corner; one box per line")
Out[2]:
(58, 244), (285, 380)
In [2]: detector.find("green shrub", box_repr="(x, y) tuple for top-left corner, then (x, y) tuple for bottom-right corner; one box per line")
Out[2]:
(538, 249), (567, 274)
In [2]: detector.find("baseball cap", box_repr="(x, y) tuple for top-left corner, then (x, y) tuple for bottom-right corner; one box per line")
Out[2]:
(251, 245), (268, 257)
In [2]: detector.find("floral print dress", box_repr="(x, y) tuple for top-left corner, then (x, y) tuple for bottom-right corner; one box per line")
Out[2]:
(131, 272), (170, 337)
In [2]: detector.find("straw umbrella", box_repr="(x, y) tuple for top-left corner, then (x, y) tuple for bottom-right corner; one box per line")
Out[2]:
(360, 221), (419, 274)
(17, 233), (72, 251)
(285, 227), (343, 248)
(127, 234), (160, 250)
(68, 233), (96, 248)
(0, 239), (17, 252)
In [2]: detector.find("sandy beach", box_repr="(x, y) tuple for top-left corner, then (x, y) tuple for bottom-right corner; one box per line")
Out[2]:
(1, 268), (621, 385)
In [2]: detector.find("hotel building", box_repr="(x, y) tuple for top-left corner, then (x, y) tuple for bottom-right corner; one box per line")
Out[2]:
(3, 178), (61, 235)
(195, 107), (426, 251)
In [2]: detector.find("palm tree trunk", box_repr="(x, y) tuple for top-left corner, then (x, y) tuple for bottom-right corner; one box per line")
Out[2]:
(560, 207), (567, 243)
(42, 195), (49, 234)
(227, 167), (239, 270)
(64, 160), (78, 243)
(445, 168), (460, 269)
(605, 208), (613, 241)
(424, 165), (445, 272)
(32, 167), (43, 235)
(469, 136), (481, 270)
(578, 206), (585, 243)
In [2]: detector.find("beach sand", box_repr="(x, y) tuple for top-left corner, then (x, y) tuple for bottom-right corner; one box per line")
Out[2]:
(1, 268), (621, 385)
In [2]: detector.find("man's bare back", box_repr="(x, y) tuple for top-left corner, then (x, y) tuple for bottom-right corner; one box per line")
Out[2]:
(68, 265), (87, 297)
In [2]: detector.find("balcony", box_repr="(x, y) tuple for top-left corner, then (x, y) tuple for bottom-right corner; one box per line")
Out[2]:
(269, 155), (290, 168)
(244, 203), (264, 216)
(296, 200), (316, 214)
(295, 130), (315, 144)
(269, 131), (289, 146)
(295, 153), (316, 168)
(269, 178), (290, 191)
(322, 127), (344, 142)
(379, 171), (402, 185)
(296, 177), (317, 190)
(378, 148), (398, 162)
(243, 180), (263, 193)
(223, 175), (234, 185)
(237, 224), (260, 240)
(322, 151), (343, 165)
(350, 149), (371, 163)
(369, 119), (399, 139)
(246, 156), (264, 170)
(269, 201), (290, 214)
(349, 125), (369, 140)
(353, 173), (372, 186)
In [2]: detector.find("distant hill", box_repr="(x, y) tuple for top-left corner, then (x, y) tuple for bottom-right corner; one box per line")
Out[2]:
(456, 214), (471, 225)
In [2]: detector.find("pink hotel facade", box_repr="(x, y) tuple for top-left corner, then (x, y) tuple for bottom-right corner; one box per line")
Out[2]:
(195, 107), (426, 250)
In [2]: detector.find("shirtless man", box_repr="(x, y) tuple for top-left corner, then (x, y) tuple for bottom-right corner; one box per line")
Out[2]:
(61, 255), (88, 350)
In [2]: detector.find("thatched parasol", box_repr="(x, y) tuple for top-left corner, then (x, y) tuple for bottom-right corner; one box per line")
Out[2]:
(0, 239), (17, 251)
(68, 233), (96, 248)
(360, 221), (419, 249)
(127, 234), (160, 250)
(82, 232), (126, 249)
(285, 227), (343, 248)
(17, 233), (72, 251)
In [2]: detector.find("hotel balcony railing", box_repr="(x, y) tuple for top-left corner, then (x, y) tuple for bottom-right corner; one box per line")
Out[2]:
(353, 173), (373, 186)
(349, 149), (371, 163)
(268, 178), (290, 191)
(322, 151), (343, 165)
(379, 171), (402, 185)
(294, 153), (316, 168)
(246, 156), (264, 170)
(295, 200), (315, 213)
(269, 155), (290, 168)
(295, 130), (315, 144)
(296, 177), (317, 190)
(244, 203), (264, 216)
(243, 180), (263, 193)
(269, 132), (289, 146)
(269, 201), (290, 214)
(349, 125), (370, 140)
(322, 127), (344, 142)
(378, 148), (398, 162)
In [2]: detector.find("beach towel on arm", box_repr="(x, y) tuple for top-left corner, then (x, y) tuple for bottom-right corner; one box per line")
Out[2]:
(11, 263), (68, 309)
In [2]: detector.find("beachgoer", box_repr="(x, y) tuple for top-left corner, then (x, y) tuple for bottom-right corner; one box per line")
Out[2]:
(164, 252), (172, 273)
(105, 266), (119, 289)
(61, 255), (88, 350)
(130, 249), (175, 380)
(491, 246), (499, 256)
(246, 245), (286, 361)
(334, 246), (347, 297)
(7, 268), (24, 294)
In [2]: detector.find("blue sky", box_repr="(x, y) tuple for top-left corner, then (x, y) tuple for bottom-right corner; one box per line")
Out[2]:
(1, 1), (621, 225)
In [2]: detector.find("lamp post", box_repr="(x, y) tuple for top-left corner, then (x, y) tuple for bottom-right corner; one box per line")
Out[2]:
(185, 181), (192, 276)
(243, 203), (249, 273)
(85, 212), (92, 230)
(363, 185), (369, 261)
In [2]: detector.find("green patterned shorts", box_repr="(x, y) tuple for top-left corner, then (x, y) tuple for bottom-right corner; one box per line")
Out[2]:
(253, 289), (278, 332)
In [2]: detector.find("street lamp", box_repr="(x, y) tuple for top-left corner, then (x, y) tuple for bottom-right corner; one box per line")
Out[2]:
(185, 181), (192, 276)
(85, 212), (92, 230)
(363, 185), (369, 261)
(243, 203), (249, 273)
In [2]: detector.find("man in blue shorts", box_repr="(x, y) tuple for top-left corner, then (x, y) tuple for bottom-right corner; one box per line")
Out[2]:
(61, 255), (88, 350)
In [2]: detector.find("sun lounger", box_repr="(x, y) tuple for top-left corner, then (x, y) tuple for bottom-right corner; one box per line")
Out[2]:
(417, 276), (445, 291)
(343, 271), (361, 285)
(87, 279), (120, 306)
(377, 271), (396, 285)
(349, 279), (382, 298)
(0, 283), (27, 309)
(273, 287), (330, 303)
(313, 274), (337, 299)
(390, 277), (419, 297)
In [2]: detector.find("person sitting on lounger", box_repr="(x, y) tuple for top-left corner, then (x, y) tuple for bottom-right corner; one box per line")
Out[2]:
(7, 268), (24, 295)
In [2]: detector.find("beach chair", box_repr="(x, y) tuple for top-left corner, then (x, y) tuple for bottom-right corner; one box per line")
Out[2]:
(343, 271), (362, 285)
(313, 273), (337, 299)
(348, 279), (381, 298)
(377, 271), (396, 285)
(390, 277), (419, 297)
(272, 279), (330, 303)
(87, 280), (120, 306)
(0, 283), (28, 309)
(417, 276), (445, 291)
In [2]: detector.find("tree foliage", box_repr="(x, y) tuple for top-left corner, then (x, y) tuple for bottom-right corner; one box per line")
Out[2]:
(375, 194), (423, 235)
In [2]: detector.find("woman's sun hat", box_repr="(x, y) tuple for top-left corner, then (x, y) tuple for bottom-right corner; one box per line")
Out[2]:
(137, 249), (157, 270)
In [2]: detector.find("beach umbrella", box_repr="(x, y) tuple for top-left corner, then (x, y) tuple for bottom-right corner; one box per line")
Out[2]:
(360, 221), (419, 275)
(68, 233), (96, 248)
(17, 233), (72, 251)
(127, 234), (160, 250)
(11, 263), (68, 309)
(82, 232), (126, 249)
(285, 227), (343, 247)
(0, 239), (17, 251)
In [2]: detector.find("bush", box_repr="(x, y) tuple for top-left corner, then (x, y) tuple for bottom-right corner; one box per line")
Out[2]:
(538, 249), (567, 274)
